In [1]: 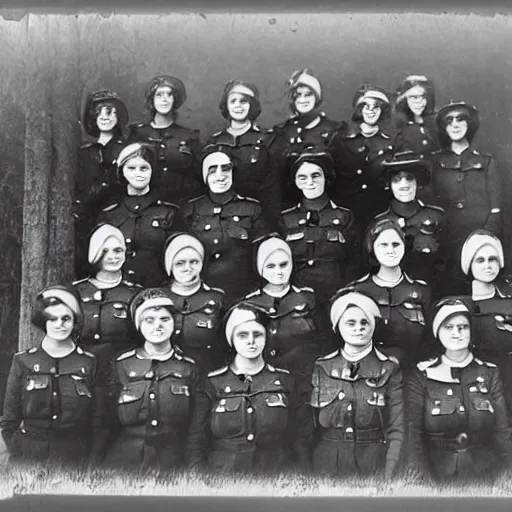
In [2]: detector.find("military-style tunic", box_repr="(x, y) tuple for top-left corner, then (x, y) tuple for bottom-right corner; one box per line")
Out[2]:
(429, 146), (502, 295)
(407, 355), (512, 479)
(98, 190), (182, 287)
(268, 113), (343, 208)
(187, 363), (309, 474)
(305, 347), (403, 479)
(161, 281), (228, 375)
(280, 197), (359, 306)
(103, 348), (197, 471)
(468, 281), (512, 418)
(0, 346), (102, 465)
(373, 199), (445, 297)
(350, 273), (431, 368)
(182, 190), (266, 305)
(127, 122), (203, 206)
(206, 126), (282, 232)
(242, 285), (330, 379)
(328, 125), (394, 229)
(393, 114), (440, 159)
(73, 137), (126, 279)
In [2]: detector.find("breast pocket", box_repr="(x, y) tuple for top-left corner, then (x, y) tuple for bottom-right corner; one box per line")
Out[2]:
(397, 302), (426, 325)
(159, 379), (192, 423)
(256, 392), (290, 435)
(117, 381), (147, 426)
(23, 374), (51, 419)
(471, 398), (494, 414)
(210, 396), (246, 439)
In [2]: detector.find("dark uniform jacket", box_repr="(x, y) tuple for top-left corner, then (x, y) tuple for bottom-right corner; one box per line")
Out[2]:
(393, 114), (440, 158)
(373, 199), (445, 295)
(206, 126), (282, 232)
(268, 113), (342, 208)
(161, 281), (228, 375)
(128, 122), (203, 206)
(187, 363), (310, 474)
(304, 347), (403, 479)
(0, 346), (102, 465)
(103, 347), (197, 471)
(182, 190), (266, 305)
(98, 190), (182, 287)
(406, 355), (512, 479)
(280, 197), (359, 306)
(328, 124), (394, 228)
(350, 273), (431, 368)
(242, 285), (330, 378)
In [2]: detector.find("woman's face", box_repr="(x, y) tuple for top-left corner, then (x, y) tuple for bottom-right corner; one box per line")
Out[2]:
(361, 99), (382, 126)
(438, 314), (471, 352)
(337, 306), (374, 348)
(123, 155), (152, 191)
(293, 86), (316, 115)
(470, 244), (501, 284)
(390, 171), (418, 203)
(373, 228), (405, 268)
(96, 105), (118, 133)
(406, 90), (427, 117)
(444, 110), (469, 142)
(171, 247), (203, 284)
(99, 236), (126, 273)
(232, 320), (266, 360)
(295, 162), (325, 199)
(139, 307), (174, 344)
(45, 303), (75, 342)
(206, 154), (234, 194)
(262, 249), (292, 286)
(227, 92), (251, 123)
(153, 86), (174, 116)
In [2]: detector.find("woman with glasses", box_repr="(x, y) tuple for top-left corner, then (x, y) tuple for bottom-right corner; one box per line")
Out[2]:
(430, 102), (502, 296)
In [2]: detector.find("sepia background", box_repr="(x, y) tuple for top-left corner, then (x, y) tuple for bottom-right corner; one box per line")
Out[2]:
(0, 11), (510, 408)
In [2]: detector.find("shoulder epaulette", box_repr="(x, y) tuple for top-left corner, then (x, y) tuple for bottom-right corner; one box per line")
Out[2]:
(102, 203), (119, 212)
(474, 357), (496, 368)
(178, 354), (195, 364)
(373, 210), (389, 220)
(122, 279), (142, 288)
(317, 350), (338, 361)
(80, 141), (95, 149)
(380, 132), (391, 140)
(72, 277), (89, 286)
(272, 365), (291, 374)
(236, 194), (260, 204)
(117, 349), (136, 361)
(432, 149), (443, 155)
(77, 347), (95, 358)
(281, 204), (300, 215)
(15, 349), (29, 356)
(292, 285), (314, 293)
(209, 286), (226, 295)
(212, 131), (222, 137)
(188, 195), (207, 204)
(208, 366), (229, 377)
(28, 347), (38, 354)
(354, 274), (371, 283)
(427, 204), (445, 213)
(374, 348), (390, 362)
(472, 149), (480, 156)
(245, 289), (261, 299)
(417, 357), (439, 371)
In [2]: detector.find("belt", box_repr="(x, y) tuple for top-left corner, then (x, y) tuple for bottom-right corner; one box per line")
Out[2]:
(321, 427), (385, 444)
(426, 432), (484, 452)
(212, 434), (283, 451)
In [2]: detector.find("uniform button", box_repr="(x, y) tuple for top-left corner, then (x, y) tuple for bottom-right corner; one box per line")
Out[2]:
(52, 415), (58, 420)
(270, 329), (277, 334)
(356, 169), (362, 175)
(207, 345), (211, 349)
(347, 404), (353, 411)
(307, 260), (314, 266)
(459, 405), (465, 412)
(214, 253), (221, 259)
(134, 205), (140, 210)
(93, 314), (99, 318)
(126, 238), (132, 243)
(269, 307), (276, 314)
(247, 434), (254, 441)
(53, 392), (57, 396)
(447, 389), (453, 396)
(149, 393), (156, 400)
(456, 201), (464, 209)
(422, 139), (428, 146)
(233, 216), (240, 222)
(457, 176), (464, 183)
(175, 329), (181, 334)
(128, 270), (135, 275)
(420, 127), (425, 134)
(151, 420), (158, 426)
(270, 349), (277, 357)
(160, 144), (166, 148)
(204, 224), (211, 231)
(290, 137), (295, 143)
(361, 184), (368, 190)
(101, 182), (108, 187)
(213, 239), (219, 244)
(94, 334), (100, 340)
(247, 407), (254, 414)
(456, 432), (468, 443)
(163, 167), (168, 171)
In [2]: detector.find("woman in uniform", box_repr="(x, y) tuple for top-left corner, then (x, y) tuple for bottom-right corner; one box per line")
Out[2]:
(206, 80), (281, 231)
(329, 84), (394, 230)
(127, 75), (203, 206)
(0, 285), (103, 467)
(460, 230), (512, 417)
(407, 297), (511, 481)
(349, 218), (431, 369)
(430, 101), (502, 296)
(392, 75), (439, 158)
(182, 145), (266, 305)
(73, 89), (129, 279)
(304, 289), (403, 479)
(373, 155), (445, 299)
(103, 288), (198, 472)
(73, 223), (141, 372)
(98, 142), (182, 287)
(161, 232), (228, 375)
(280, 146), (359, 313)
(241, 234), (330, 382)
(268, 69), (344, 209)
(187, 303), (310, 474)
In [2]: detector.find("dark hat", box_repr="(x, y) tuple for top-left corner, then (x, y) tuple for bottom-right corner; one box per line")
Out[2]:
(364, 217), (405, 255)
(219, 80), (262, 122)
(383, 152), (431, 187)
(352, 84), (390, 109)
(144, 75), (187, 112)
(291, 145), (336, 185)
(82, 89), (129, 137)
(435, 101), (478, 128)
(395, 75), (435, 114)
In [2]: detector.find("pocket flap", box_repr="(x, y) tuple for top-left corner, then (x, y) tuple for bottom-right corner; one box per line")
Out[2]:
(472, 398), (494, 413)
(265, 392), (288, 408)
(118, 382), (146, 404)
(215, 395), (243, 412)
(26, 374), (49, 391)
(171, 384), (190, 396)
(430, 398), (459, 415)
(74, 381), (92, 398)
(311, 382), (343, 408)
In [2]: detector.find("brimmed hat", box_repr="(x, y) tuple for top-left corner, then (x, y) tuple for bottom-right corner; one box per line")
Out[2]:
(291, 146), (336, 185)
(364, 217), (405, 255)
(219, 80), (261, 121)
(395, 75), (435, 114)
(352, 84), (390, 109)
(436, 101), (478, 128)
(383, 153), (431, 187)
(82, 89), (129, 137)
(145, 75), (187, 112)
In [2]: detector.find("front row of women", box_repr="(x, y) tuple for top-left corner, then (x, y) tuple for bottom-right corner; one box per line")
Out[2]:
(2, 281), (512, 482)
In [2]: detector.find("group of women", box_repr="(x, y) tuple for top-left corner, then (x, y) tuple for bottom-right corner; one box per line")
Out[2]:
(1, 70), (511, 483)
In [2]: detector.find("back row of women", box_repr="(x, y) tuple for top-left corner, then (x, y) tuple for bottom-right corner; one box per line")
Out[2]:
(1, 69), (510, 482)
